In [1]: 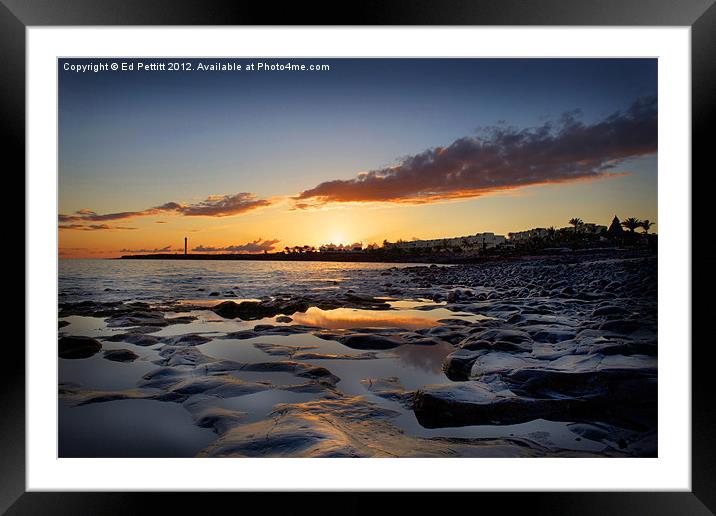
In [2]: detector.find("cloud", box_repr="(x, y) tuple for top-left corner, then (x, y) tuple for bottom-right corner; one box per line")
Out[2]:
(295, 96), (657, 206)
(59, 192), (271, 223)
(59, 224), (137, 231)
(119, 245), (176, 253)
(192, 238), (280, 254)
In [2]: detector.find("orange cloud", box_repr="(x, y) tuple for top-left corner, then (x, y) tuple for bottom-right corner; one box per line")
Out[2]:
(295, 97), (656, 206)
(59, 224), (137, 231)
(59, 192), (271, 224)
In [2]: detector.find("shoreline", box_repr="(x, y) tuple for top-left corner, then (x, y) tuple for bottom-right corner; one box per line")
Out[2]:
(115, 247), (653, 265)
(59, 252), (658, 457)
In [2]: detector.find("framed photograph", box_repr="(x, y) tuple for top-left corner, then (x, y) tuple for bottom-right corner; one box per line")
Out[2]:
(9, 0), (713, 513)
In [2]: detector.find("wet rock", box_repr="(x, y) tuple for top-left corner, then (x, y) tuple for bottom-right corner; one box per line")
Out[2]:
(59, 336), (102, 359)
(432, 351), (657, 429)
(102, 349), (138, 362)
(103, 332), (160, 346)
(471, 328), (533, 346)
(155, 346), (214, 367)
(599, 319), (642, 335)
(222, 324), (320, 340)
(165, 315), (198, 325)
(199, 412), (372, 458)
(105, 309), (197, 329)
(459, 336), (528, 353)
(169, 375), (271, 398)
(198, 395), (607, 458)
(183, 396), (247, 434)
(436, 318), (473, 326)
(442, 349), (484, 381)
(254, 342), (319, 356)
(276, 316), (293, 323)
(212, 299), (311, 320)
(361, 377), (414, 407)
(106, 310), (169, 328)
(254, 343), (378, 361)
(403, 336), (442, 346)
(220, 330), (259, 340)
(139, 366), (190, 389)
(162, 334), (212, 346)
(422, 326), (467, 345)
(59, 300), (135, 318)
(194, 407), (247, 434)
(240, 361), (340, 386)
(61, 387), (154, 406)
(592, 305), (630, 318)
(525, 326), (576, 344)
(413, 382), (572, 427)
(339, 333), (403, 350)
(123, 333), (161, 346)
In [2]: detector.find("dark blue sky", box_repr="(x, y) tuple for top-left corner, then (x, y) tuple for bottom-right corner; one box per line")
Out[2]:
(59, 58), (656, 212)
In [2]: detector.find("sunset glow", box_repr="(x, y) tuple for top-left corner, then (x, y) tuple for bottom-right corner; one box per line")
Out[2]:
(59, 58), (657, 258)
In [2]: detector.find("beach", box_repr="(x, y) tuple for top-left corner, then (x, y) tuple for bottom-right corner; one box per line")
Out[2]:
(58, 250), (657, 458)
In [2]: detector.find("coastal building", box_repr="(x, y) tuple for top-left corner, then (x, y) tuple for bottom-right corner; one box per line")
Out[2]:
(509, 223), (607, 242)
(508, 228), (550, 242)
(557, 223), (607, 234)
(579, 223), (608, 234)
(384, 232), (505, 253)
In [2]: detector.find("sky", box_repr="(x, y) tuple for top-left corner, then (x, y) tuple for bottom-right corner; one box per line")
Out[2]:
(58, 58), (658, 258)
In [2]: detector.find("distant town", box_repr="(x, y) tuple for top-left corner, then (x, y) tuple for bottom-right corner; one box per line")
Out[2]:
(120, 215), (656, 262)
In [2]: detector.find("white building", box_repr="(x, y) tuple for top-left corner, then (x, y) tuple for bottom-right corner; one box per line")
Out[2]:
(384, 232), (505, 253)
(509, 223), (607, 242)
(508, 228), (550, 242)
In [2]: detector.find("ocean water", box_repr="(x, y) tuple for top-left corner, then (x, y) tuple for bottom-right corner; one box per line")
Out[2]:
(59, 259), (421, 304)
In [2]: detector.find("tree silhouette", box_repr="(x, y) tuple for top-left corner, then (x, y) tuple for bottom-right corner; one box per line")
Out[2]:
(569, 218), (584, 233)
(607, 215), (623, 237)
(640, 220), (655, 234)
(621, 217), (642, 233)
(547, 226), (556, 241)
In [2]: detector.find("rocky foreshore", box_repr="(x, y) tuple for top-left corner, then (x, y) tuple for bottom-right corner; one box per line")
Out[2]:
(59, 251), (657, 457)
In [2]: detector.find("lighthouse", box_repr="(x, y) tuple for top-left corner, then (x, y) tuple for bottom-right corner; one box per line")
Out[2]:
(184, 237), (187, 256)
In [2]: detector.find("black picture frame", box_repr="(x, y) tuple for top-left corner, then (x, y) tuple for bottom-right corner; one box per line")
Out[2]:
(6, 0), (714, 513)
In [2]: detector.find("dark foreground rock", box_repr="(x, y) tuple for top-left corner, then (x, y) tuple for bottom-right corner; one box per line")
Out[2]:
(415, 358), (657, 431)
(339, 333), (404, 350)
(212, 299), (311, 320)
(59, 251), (658, 457)
(103, 349), (139, 362)
(197, 395), (612, 458)
(59, 336), (102, 359)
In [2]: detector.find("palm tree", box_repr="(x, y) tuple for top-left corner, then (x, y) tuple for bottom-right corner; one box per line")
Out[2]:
(640, 220), (655, 234)
(547, 226), (556, 241)
(569, 218), (583, 233)
(621, 217), (642, 233)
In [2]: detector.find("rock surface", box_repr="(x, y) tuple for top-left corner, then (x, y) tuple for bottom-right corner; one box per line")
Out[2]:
(103, 349), (139, 362)
(59, 251), (658, 457)
(59, 336), (102, 359)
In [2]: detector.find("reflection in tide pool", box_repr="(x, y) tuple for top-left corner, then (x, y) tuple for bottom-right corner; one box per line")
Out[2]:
(292, 306), (440, 329)
(291, 304), (481, 329)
